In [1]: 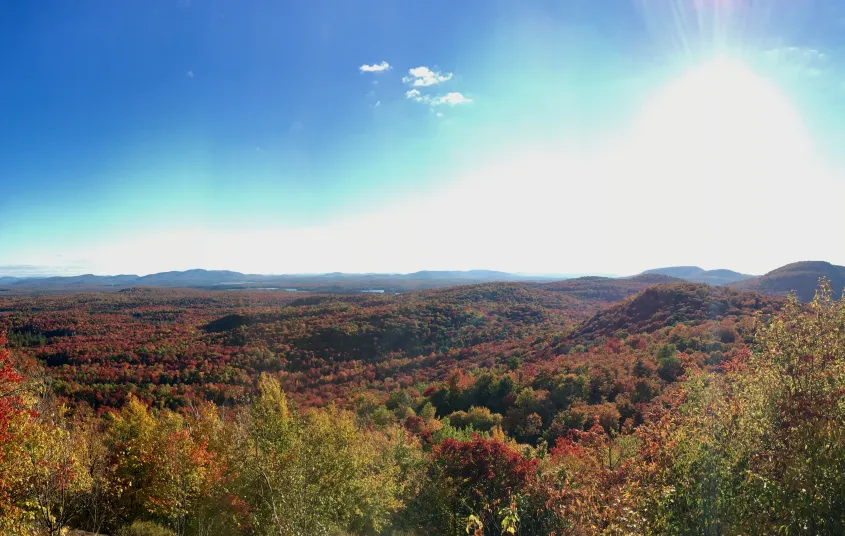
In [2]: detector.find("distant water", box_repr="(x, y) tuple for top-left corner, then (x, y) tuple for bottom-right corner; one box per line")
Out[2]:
(234, 287), (281, 291)
(361, 289), (385, 294)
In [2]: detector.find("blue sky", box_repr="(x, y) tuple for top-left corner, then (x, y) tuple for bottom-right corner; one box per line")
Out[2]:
(2, 0), (845, 276)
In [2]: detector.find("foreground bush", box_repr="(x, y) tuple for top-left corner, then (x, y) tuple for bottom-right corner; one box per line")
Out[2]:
(118, 520), (177, 536)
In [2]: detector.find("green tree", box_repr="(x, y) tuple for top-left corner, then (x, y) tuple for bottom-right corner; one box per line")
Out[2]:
(637, 280), (845, 534)
(233, 374), (413, 535)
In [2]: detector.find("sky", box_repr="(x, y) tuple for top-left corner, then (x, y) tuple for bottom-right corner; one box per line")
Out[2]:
(2, 0), (845, 277)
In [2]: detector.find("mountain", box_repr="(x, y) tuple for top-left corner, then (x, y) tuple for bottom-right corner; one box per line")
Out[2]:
(401, 270), (517, 280)
(568, 282), (782, 343)
(0, 269), (552, 293)
(642, 266), (753, 285)
(136, 269), (248, 286)
(4, 274), (139, 289)
(729, 261), (845, 302)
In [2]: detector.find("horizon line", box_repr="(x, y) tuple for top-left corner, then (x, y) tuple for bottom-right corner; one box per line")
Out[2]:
(0, 268), (622, 280)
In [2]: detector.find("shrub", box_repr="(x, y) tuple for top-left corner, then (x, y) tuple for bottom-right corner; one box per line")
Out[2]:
(118, 521), (176, 536)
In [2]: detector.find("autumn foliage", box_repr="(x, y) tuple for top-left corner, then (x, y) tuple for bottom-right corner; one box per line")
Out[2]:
(1, 279), (845, 534)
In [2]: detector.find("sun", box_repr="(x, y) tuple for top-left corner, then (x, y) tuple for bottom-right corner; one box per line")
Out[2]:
(625, 57), (815, 193)
(583, 55), (834, 271)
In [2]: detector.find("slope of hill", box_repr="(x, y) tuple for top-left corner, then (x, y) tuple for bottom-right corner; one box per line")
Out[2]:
(569, 282), (782, 343)
(642, 266), (752, 285)
(534, 274), (682, 314)
(729, 261), (845, 302)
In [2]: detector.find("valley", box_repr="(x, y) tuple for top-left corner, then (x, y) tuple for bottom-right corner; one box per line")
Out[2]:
(1, 261), (843, 535)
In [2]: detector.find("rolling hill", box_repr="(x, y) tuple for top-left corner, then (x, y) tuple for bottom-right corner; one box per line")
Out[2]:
(568, 282), (782, 343)
(535, 274), (682, 313)
(729, 261), (845, 302)
(642, 266), (753, 285)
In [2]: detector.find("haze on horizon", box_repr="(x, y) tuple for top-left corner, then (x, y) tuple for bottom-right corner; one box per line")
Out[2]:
(3, 0), (845, 279)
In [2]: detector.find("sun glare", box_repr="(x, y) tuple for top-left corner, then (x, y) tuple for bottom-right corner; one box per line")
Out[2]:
(586, 56), (837, 271)
(629, 57), (815, 186)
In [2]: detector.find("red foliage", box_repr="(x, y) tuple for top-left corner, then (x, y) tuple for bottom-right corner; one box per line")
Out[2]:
(549, 435), (585, 458)
(0, 332), (30, 507)
(403, 415), (425, 434)
(434, 435), (537, 503)
(0, 332), (25, 440)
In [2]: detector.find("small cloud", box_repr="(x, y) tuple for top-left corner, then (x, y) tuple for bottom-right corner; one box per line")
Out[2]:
(764, 46), (826, 63)
(802, 48), (826, 62)
(403, 66), (453, 87)
(372, 101), (381, 108)
(762, 46), (829, 78)
(359, 61), (392, 73)
(763, 46), (829, 71)
(433, 92), (472, 106)
(436, 112), (444, 118)
(407, 90), (472, 107)
(186, 70), (194, 78)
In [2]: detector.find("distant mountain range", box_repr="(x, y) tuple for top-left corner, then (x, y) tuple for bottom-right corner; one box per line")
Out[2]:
(0, 269), (544, 293)
(2, 263), (844, 300)
(643, 262), (845, 301)
(641, 266), (753, 285)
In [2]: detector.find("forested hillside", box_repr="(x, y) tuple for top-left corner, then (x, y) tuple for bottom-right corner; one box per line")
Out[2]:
(569, 282), (781, 343)
(0, 284), (587, 409)
(2, 279), (845, 535)
(534, 274), (682, 310)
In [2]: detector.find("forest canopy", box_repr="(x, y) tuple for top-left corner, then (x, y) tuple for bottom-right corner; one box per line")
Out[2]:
(1, 280), (844, 534)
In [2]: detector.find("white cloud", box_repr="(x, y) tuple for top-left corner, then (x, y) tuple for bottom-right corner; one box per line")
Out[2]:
(402, 66), (467, 107)
(186, 70), (194, 78)
(764, 46), (826, 63)
(359, 61), (391, 73)
(763, 46), (828, 77)
(403, 66), (453, 87)
(433, 92), (472, 105)
(406, 90), (471, 107)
